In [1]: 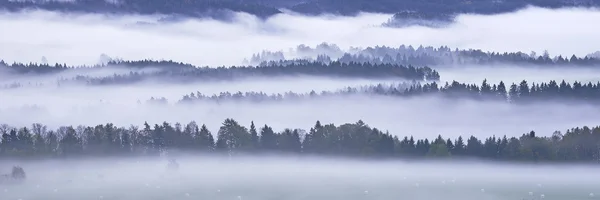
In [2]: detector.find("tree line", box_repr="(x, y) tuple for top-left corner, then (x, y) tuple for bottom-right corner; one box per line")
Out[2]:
(0, 59), (192, 74)
(0, 60), (439, 89)
(146, 79), (600, 105)
(248, 44), (600, 67)
(397, 79), (600, 103)
(1, 119), (599, 162)
(70, 61), (437, 85)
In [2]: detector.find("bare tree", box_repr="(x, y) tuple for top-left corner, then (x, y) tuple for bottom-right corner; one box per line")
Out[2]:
(31, 123), (47, 136)
(0, 124), (11, 135)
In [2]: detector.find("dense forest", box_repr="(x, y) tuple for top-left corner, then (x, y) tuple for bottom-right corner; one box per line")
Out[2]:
(147, 79), (600, 105)
(68, 62), (437, 86)
(0, 0), (595, 21)
(0, 60), (439, 88)
(248, 44), (600, 67)
(0, 119), (599, 162)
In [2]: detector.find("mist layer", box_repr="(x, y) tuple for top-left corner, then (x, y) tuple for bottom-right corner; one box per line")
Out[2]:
(1, 6), (600, 66)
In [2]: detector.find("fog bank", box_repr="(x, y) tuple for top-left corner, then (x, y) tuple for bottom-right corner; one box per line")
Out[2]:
(0, 76), (406, 103)
(1, 6), (600, 66)
(1, 156), (598, 200)
(0, 95), (597, 139)
(0, 70), (598, 139)
(438, 65), (600, 84)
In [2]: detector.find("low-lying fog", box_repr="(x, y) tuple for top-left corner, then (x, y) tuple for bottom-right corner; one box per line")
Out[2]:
(0, 76), (409, 104)
(1, 6), (599, 66)
(1, 156), (598, 200)
(1, 69), (600, 139)
(3, 65), (600, 91)
(438, 65), (600, 84)
(0, 66), (164, 86)
(0, 95), (597, 139)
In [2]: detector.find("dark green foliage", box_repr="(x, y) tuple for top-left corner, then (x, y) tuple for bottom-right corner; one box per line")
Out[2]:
(176, 79), (600, 104)
(259, 125), (277, 151)
(216, 118), (251, 152)
(91, 61), (438, 84)
(58, 126), (83, 156)
(1, 119), (599, 163)
(0, 60), (437, 87)
(249, 121), (260, 151)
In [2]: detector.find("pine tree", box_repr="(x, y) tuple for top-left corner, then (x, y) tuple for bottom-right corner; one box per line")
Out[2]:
(260, 125), (277, 151)
(249, 121), (259, 150)
(198, 124), (215, 151)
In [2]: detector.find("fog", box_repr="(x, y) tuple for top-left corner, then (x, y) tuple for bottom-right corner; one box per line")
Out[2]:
(4, 64), (599, 90)
(0, 62), (599, 139)
(1, 64), (599, 139)
(438, 65), (600, 84)
(2, 3), (600, 200)
(0, 92), (598, 139)
(1, 156), (598, 200)
(1, 6), (600, 66)
(0, 75), (409, 103)
(0, 66), (164, 86)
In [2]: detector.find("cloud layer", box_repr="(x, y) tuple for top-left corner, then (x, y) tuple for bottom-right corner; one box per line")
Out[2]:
(1, 87), (598, 139)
(1, 6), (600, 66)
